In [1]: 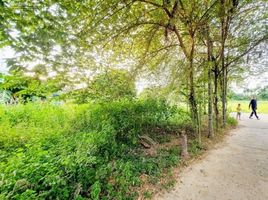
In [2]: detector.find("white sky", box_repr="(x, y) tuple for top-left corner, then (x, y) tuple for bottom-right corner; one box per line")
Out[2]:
(0, 47), (14, 74)
(231, 74), (268, 94)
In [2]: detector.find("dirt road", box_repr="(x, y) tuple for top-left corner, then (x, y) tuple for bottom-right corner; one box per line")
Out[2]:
(155, 114), (268, 200)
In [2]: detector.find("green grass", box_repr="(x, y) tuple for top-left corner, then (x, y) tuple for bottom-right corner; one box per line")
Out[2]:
(228, 101), (268, 114)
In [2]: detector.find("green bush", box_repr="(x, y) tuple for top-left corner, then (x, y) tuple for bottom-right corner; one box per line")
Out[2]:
(227, 116), (238, 126)
(0, 99), (187, 199)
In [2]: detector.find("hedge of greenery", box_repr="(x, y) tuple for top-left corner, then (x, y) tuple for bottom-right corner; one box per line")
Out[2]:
(0, 99), (191, 200)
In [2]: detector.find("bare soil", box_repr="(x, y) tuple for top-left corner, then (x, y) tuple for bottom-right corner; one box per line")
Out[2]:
(155, 114), (268, 200)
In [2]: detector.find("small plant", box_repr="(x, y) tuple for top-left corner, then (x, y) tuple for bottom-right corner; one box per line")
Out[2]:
(143, 191), (152, 199)
(162, 179), (176, 190)
(189, 140), (203, 156)
(227, 116), (238, 126)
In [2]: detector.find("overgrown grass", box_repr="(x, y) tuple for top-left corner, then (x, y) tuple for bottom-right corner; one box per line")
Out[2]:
(228, 101), (268, 113)
(0, 99), (190, 200)
(226, 116), (238, 126)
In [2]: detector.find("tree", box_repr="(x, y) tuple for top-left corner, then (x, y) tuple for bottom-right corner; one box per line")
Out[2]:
(257, 86), (268, 100)
(0, 70), (63, 102)
(68, 69), (136, 103)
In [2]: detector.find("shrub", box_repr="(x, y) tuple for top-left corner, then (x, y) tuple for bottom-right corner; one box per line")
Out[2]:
(227, 116), (238, 126)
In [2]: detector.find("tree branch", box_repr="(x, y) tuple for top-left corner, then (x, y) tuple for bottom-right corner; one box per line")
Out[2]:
(101, 20), (168, 47)
(148, 44), (179, 57)
(198, 0), (219, 24)
(136, 0), (172, 17)
(173, 26), (189, 59)
(226, 35), (268, 67)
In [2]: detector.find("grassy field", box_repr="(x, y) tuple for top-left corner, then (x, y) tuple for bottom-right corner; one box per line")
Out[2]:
(228, 101), (268, 114)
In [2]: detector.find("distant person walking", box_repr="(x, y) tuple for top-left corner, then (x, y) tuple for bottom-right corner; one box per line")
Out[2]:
(236, 103), (242, 120)
(249, 96), (259, 119)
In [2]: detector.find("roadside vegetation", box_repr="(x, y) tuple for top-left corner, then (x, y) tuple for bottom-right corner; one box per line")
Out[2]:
(0, 100), (189, 199)
(0, 70), (238, 199)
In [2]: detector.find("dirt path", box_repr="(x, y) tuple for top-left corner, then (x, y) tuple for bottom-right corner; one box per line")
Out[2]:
(155, 114), (268, 200)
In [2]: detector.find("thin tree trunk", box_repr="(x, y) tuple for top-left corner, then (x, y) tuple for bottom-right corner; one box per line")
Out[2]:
(207, 38), (214, 138)
(203, 82), (207, 115)
(221, 22), (227, 128)
(189, 68), (201, 143)
(204, 12), (214, 137)
(208, 67), (214, 137)
(220, 0), (230, 128)
(213, 64), (220, 131)
(188, 37), (201, 144)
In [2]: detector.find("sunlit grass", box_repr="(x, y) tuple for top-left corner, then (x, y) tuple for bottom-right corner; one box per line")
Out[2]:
(228, 101), (268, 114)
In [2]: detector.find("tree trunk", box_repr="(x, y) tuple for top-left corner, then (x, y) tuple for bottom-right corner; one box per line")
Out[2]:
(181, 130), (189, 159)
(188, 37), (201, 144)
(213, 64), (220, 131)
(222, 63), (228, 127)
(221, 28), (227, 128)
(221, 15), (227, 128)
(207, 38), (214, 138)
(173, 19), (200, 143)
(189, 67), (200, 142)
(203, 82), (207, 115)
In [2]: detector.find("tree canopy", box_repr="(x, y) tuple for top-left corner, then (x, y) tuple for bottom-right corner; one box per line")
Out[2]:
(0, 0), (267, 137)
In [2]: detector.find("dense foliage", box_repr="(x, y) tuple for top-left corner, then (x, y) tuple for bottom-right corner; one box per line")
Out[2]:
(0, 99), (191, 199)
(68, 69), (136, 103)
(0, 71), (63, 103)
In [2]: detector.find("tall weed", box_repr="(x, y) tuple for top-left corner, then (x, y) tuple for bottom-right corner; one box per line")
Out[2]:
(0, 99), (187, 199)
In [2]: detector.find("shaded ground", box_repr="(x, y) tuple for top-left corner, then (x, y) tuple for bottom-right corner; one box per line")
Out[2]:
(155, 113), (268, 200)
